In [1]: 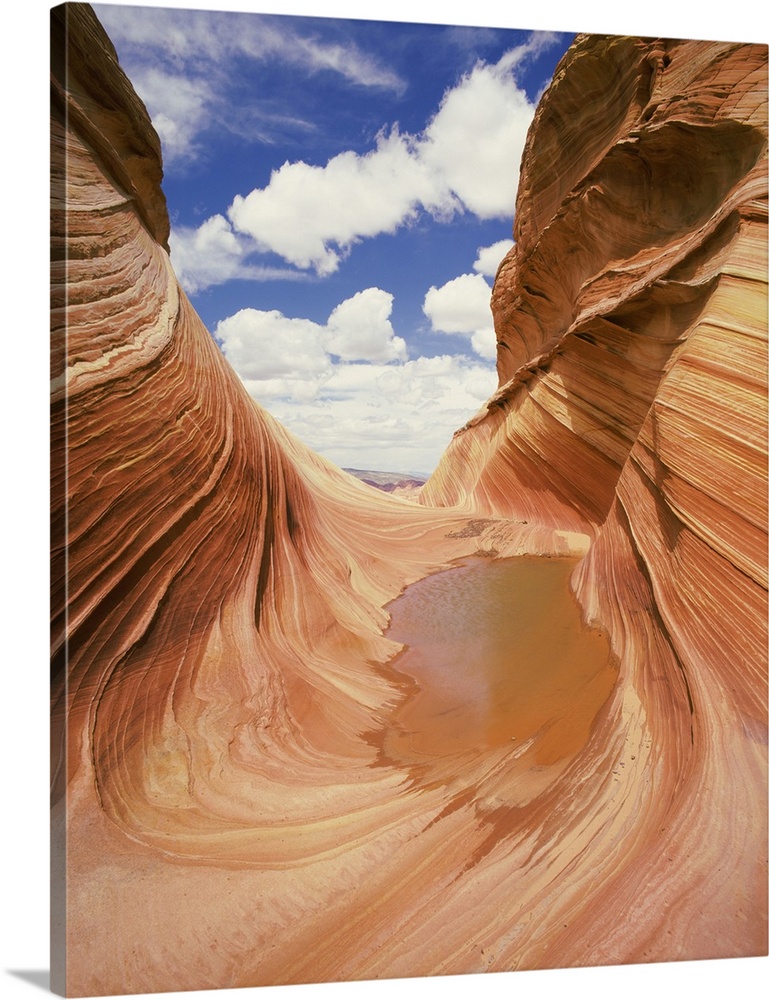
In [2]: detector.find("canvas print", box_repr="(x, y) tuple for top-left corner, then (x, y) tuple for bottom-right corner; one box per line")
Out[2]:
(50, 1), (768, 996)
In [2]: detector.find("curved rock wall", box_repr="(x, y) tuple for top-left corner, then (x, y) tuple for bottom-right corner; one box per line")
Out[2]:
(423, 31), (768, 962)
(52, 8), (768, 995)
(52, 2), (503, 847)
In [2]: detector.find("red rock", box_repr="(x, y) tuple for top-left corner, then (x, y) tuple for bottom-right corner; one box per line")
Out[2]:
(423, 32), (768, 965)
(51, 7), (767, 994)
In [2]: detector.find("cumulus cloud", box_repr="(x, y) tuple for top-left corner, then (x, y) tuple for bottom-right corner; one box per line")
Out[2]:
(473, 239), (514, 277)
(423, 273), (497, 360)
(215, 309), (330, 381)
(214, 287), (406, 393)
(225, 43), (550, 273)
(423, 273), (492, 334)
(213, 293), (497, 471)
(418, 60), (533, 219)
(326, 289), (407, 362)
(245, 354), (497, 473)
(469, 328), (498, 360)
(169, 216), (306, 293)
(228, 129), (435, 276)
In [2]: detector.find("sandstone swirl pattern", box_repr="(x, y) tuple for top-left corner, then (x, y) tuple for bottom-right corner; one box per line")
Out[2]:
(51, 7), (768, 995)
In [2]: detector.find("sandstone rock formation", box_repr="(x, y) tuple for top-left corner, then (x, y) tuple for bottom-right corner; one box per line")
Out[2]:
(51, 6), (767, 996)
(423, 32), (768, 963)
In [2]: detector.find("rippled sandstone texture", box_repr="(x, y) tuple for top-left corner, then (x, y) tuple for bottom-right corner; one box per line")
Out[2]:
(52, 6), (767, 996)
(424, 31), (768, 962)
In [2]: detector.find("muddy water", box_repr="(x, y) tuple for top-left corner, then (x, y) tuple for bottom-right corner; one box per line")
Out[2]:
(384, 557), (617, 766)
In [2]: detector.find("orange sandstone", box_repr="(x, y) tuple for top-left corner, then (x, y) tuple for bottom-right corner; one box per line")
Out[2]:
(51, 6), (767, 995)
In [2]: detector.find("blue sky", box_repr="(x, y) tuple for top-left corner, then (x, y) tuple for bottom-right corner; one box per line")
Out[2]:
(91, 2), (574, 473)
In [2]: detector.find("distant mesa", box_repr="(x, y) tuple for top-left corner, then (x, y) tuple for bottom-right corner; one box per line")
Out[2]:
(344, 467), (429, 497)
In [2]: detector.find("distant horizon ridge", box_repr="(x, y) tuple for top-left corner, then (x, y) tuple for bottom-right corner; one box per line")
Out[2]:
(344, 466), (431, 481)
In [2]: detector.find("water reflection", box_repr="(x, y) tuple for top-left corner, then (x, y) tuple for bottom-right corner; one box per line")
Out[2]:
(385, 557), (617, 765)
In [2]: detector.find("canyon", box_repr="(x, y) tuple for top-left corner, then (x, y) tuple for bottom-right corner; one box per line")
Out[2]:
(51, 4), (767, 996)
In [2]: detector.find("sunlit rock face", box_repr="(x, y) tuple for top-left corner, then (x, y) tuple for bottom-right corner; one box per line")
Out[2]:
(52, 7), (766, 996)
(424, 33), (768, 961)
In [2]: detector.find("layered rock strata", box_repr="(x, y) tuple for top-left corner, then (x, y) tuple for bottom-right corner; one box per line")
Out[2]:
(52, 7), (768, 995)
(424, 32), (768, 963)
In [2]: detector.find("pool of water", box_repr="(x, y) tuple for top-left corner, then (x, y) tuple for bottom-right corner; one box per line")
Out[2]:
(384, 556), (617, 766)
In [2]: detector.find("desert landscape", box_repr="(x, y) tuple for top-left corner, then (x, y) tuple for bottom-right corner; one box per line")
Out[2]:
(51, 4), (767, 996)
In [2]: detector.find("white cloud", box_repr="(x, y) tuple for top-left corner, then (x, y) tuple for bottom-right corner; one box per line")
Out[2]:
(169, 216), (306, 293)
(214, 286), (407, 389)
(215, 309), (330, 381)
(326, 289), (407, 362)
(495, 31), (564, 75)
(423, 273), (497, 360)
(95, 5), (562, 283)
(292, 36), (406, 92)
(423, 273), (491, 334)
(419, 60), (533, 219)
(247, 354), (497, 473)
(474, 239), (514, 277)
(469, 327), (498, 360)
(225, 42), (553, 274)
(213, 294), (497, 472)
(228, 128), (438, 275)
(170, 215), (246, 291)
